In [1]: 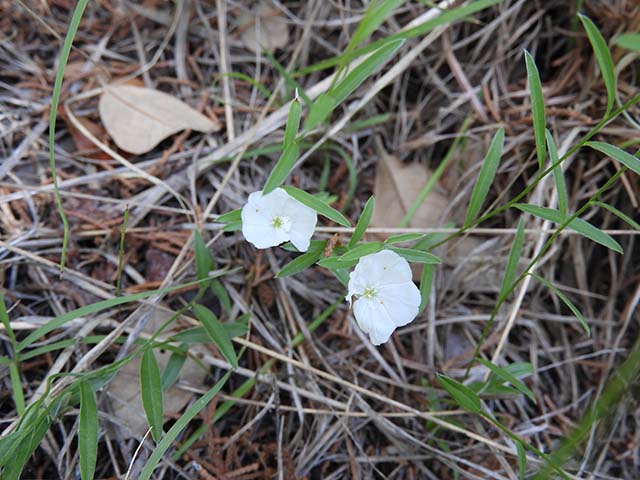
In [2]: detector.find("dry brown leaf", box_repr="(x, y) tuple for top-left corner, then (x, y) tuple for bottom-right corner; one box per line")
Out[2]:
(370, 138), (449, 230)
(98, 84), (220, 155)
(239, 1), (289, 54)
(106, 310), (207, 439)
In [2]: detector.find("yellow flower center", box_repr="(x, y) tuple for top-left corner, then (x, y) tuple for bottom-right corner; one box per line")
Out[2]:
(363, 286), (377, 299)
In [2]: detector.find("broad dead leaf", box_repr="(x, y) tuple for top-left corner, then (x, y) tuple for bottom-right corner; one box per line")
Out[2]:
(370, 138), (448, 230)
(98, 84), (220, 154)
(106, 310), (207, 439)
(239, 1), (289, 54)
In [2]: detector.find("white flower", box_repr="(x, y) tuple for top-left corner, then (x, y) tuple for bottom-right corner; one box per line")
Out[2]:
(241, 188), (317, 251)
(346, 249), (421, 345)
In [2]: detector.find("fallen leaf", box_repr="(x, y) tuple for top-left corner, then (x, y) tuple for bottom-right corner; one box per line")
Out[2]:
(106, 310), (207, 439)
(239, 1), (289, 54)
(370, 137), (448, 230)
(98, 84), (220, 154)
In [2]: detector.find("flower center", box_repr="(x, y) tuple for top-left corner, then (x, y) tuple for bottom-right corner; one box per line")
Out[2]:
(363, 286), (377, 299)
(271, 215), (292, 233)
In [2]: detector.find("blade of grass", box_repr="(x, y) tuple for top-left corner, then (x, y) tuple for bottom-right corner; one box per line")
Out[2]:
(524, 51), (546, 170)
(115, 206), (129, 296)
(263, 142), (300, 194)
(464, 127), (505, 225)
(586, 141), (640, 175)
(613, 33), (640, 51)
(546, 130), (568, 219)
(49, 0), (89, 272)
(282, 186), (351, 227)
(139, 371), (231, 480)
(283, 98), (301, 148)
(514, 203), (622, 253)
(79, 382), (98, 480)
(498, 217), (525, 301)
(192, 304), (238, 368)
(591, 200), (640, 230)
(530, 273), (590, 336)
(140, 348), (164, 442)
(579, 14), (616, 114)
(348, 196), (375, 247)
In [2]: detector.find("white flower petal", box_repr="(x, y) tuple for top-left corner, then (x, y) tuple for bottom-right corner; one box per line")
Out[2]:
(283, 197), (317, 252)
(377, 282), (421, 327)
(353, 298), (396, 345)
(350, 249), (412, 289)
(241, 189), (291, 249)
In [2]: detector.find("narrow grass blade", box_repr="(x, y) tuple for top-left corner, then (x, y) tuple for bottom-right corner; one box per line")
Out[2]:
(283, 98), (301, 148)
(139, 371), (231, 480)
(499, 217), (525, 301)
(464, 127), (505, 225)
(115, 206), (129, 296)
(514, 203), (622, 253)
(477, 358), (535, 402)
(347, 0), (404, 56)
(216, 208), (242, 223)
(192, 304), (238, 368)
(614, 33), (640, 51)
(579, 14), (616, 113)
(211, 279), (232, 316)
(385, 233), (425, 244)
(263, 142), (300, 194)
(193, 230), (214, 284)
(282, 186), (351, 227)
(277, 240), (326, 278)
(348, 196), (375, 247)
(331, 39), (404, 106)
(9, 364), (25, 416)
(586, 141), (640, 175)
(418, 264), (435, 314)
(339, 242), (384, 262)
(516, 441), (527, 480)
(79, 382), (98, 480)
(387, 246), (441, 264)
(49, 0), (89, 272)
(591, 201), (640, 230)
(140, 348), (164, 442)
(437, 373), (482, 413)
(161, 348), (187, 390)
(546, 130), (568, 219)
(305, 93), (335, 131)
(523, 51), (546, 170)
(17, 277), (214, 352)
(530, 273), (590, 336)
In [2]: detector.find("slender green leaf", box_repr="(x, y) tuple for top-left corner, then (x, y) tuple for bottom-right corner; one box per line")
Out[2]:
(418, 264), (435, 314)
(161, 347), (187, 390)
(211, 279), (232, 316)
(220, 72), (274, 101)
(79, 382), (98, 480)
(140, 348), (164, 442)
(579, 14), (616, 113)
(514, 204), (622, 253)
(9, 364), (25, 416)
(437, 373), (482, 413)
(339, 242), (384, 262)
(530, 273), (590, 336)
(384, 233), (425, 245)
(348, 196), (375, 247)
(139, 371), (231, 480)
(586, 141), (640, 175)
(192, 304), (238, 368)
(348, 0), (404, 55)
(115, 206), (129, 296)
(499, 217), (525, 301)
(387, 246), (441, 264)
(17, 277), (216, 352)
(592, 201), (640, 230)
(193, 230), (214, 284)
(222, 220), (242, 232)
(477, 358), (535, 402)
(316, 256), (358, 270)
(501, 362), (534, 379)
(277, 240), (326, 277)
(331, 39), (404, 105)
(465, 127), (505, 224)
(283, 99), (301, 148)
(524, 52), (546, 170)
(414, 224), (454, 250)
(546, 130), (568, 218)
(49, 0), (89, 271)
(614, 33), (640, 51)
(216, 208), (242, 223)
(305, 93), (336, 131)
(263, 142), (300, 194)
(516, 441), (527, 480)
(344, 113), (391, 133)
(282, 186), (351, 227)
(169, 319), (249, 344)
